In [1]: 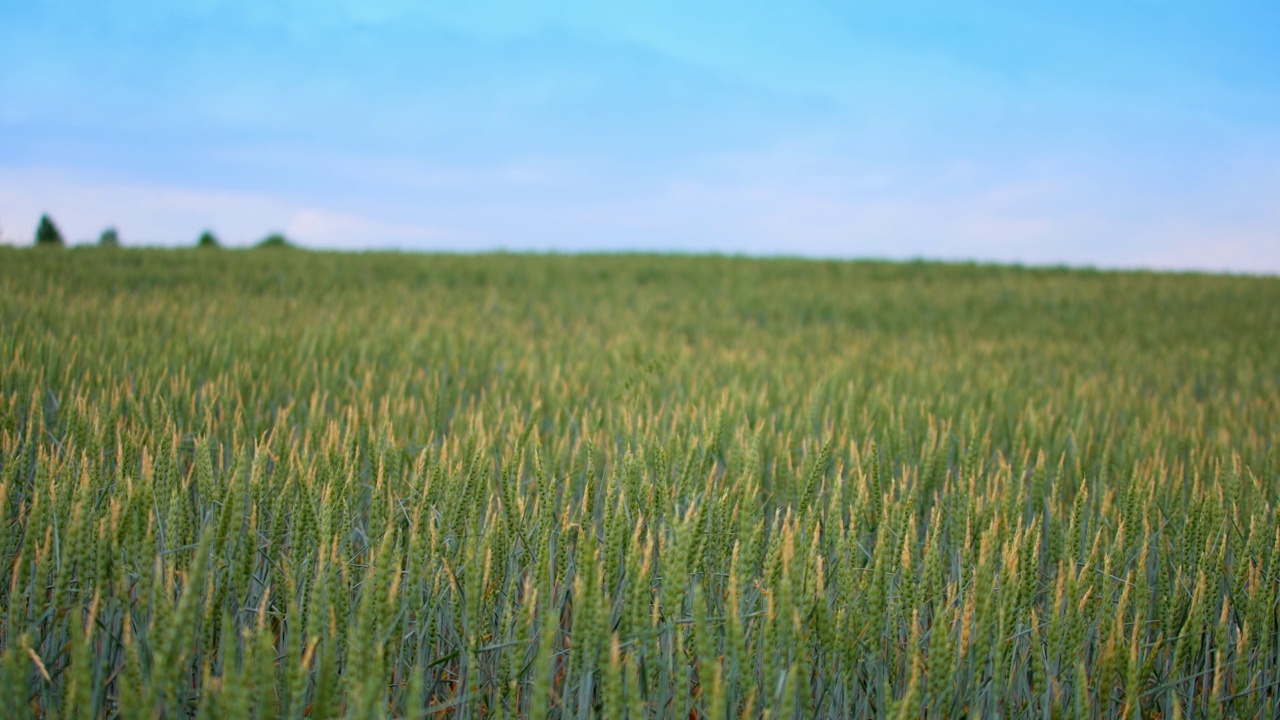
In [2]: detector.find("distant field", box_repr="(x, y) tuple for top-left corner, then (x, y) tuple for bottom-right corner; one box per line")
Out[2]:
(1, 247), (1278, 718)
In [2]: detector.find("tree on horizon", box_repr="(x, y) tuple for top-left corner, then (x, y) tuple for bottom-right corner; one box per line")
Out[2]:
(257, 233), (292, 249)
(36, 215), (64, 246)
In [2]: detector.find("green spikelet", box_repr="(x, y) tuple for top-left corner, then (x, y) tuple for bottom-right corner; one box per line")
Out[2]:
(0, 637), (32, 718)
(528, 587), (559, 720)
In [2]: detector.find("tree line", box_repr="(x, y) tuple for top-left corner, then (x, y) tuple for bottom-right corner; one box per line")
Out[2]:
(28, 214), (291, 249)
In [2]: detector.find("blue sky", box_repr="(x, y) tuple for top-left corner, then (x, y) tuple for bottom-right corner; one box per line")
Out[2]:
(2, 1), (1278, 271)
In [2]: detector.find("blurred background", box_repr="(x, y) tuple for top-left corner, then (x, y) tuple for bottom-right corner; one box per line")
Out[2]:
(1, 1), (1278, 272)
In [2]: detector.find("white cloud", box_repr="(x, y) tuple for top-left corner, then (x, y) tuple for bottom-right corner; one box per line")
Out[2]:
(2, 159), (1276, 275)
(0, 166), (443, 249)
(523, 152), (1280, 274)
(284, 208), (441, 249)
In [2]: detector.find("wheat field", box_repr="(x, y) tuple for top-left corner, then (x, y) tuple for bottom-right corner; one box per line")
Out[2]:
(1, 248), (1278, 718)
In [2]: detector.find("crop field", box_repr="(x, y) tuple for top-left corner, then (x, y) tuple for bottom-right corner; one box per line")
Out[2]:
(0, 247), (1278, 719)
